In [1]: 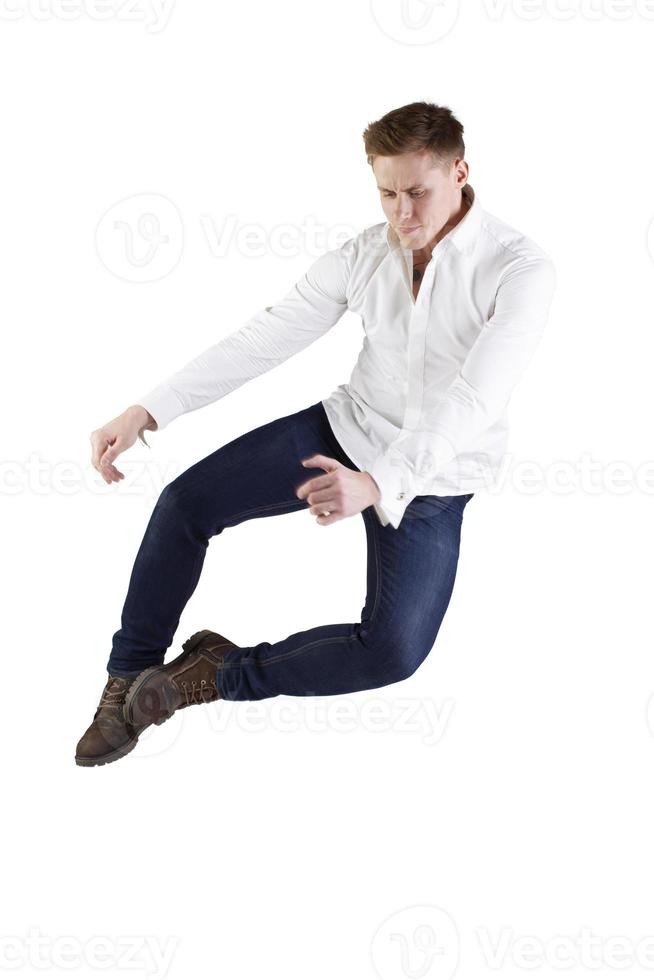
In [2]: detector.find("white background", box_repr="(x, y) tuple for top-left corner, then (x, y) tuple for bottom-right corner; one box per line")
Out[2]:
(2, 1), (654, 978)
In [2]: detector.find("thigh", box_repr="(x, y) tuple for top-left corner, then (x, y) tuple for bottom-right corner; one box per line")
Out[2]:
(157, 401), (344, 532)
(360, 492), (474, 666)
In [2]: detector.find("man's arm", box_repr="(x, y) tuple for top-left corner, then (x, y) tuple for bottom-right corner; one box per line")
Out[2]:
(368, 253), (557, 528)
(134, 237), (356, 431)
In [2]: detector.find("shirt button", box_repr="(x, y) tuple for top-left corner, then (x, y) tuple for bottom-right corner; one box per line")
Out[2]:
(396, 491), (406, 500)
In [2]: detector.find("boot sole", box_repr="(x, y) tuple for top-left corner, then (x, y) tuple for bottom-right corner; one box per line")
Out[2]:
(75, 724), (149, 767)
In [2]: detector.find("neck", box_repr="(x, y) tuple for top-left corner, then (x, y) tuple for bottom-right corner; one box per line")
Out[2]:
(414, 187), (469, 263)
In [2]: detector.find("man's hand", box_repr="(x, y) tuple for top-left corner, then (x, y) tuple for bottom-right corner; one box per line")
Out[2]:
(295, 454), (381, 526)
(90, 405), (157, 485)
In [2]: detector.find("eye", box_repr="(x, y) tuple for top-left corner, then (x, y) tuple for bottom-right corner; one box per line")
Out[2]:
(381, 190), (426, 198)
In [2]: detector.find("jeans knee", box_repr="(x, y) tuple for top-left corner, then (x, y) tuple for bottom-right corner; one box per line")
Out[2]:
(154, 480), (211, 537)
(364, 631), (430, 688)
(156, 480), (188, 516)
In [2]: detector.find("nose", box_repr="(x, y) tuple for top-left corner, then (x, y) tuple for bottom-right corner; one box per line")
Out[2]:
(393, 199), (414, 224)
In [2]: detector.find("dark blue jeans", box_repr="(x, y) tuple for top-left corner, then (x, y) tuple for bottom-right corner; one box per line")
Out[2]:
(107, 400), (474, 700)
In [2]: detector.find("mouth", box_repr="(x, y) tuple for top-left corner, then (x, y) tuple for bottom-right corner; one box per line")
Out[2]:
(398, 225), (420, 233)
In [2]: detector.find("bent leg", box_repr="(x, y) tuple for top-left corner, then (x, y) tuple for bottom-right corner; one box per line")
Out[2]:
(107, 401), (346, 675)
(216, 490), (474, 700)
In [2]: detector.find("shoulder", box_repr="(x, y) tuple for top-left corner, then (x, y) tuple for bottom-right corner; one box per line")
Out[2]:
(310, 222), (388, 279)
(347, 221), (390, 267)
(477, 207), (555, 273)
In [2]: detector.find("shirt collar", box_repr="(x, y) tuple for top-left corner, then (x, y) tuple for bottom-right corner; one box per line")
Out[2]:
(385, 182), (480, 257)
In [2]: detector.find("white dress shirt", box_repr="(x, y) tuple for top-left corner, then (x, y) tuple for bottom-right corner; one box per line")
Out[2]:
(135, 183), (556, 530)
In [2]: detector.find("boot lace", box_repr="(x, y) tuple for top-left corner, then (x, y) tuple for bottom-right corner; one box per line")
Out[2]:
(98, 677), (129, 709)
(181, 677), (218, 706)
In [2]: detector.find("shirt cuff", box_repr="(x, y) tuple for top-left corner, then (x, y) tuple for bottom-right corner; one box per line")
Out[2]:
(133, 384), (184, 431)
(367, 453), (413, 530)
(373, 501), (391, 527)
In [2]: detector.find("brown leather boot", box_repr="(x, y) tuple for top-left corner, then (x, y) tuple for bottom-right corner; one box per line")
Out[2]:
(75, 674), (148, 767)
(123, 629), (236, 729)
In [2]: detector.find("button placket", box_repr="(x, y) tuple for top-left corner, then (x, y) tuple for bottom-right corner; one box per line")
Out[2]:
(403, 256), (438, 432)
(390, 248), (441, 498)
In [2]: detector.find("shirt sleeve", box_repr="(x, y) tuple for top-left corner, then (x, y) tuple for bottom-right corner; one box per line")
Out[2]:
(367, 253), (557, 529)
(134, 237), (355, 430)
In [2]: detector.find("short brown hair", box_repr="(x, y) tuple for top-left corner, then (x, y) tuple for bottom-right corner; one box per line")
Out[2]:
(362, 101), (465, 170)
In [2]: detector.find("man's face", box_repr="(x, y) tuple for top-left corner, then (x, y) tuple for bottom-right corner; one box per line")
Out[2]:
(373, 149), (467, 251)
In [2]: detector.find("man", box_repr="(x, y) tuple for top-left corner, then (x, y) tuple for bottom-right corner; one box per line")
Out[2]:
(76, 101), (556, 767)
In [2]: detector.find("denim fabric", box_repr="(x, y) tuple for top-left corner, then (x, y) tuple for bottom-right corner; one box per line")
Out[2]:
(107, 401), (474, 700)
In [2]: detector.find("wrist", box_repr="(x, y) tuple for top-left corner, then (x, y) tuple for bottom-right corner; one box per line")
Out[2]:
(365, 471), (381, 504)
(126, 404), (157, 431)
